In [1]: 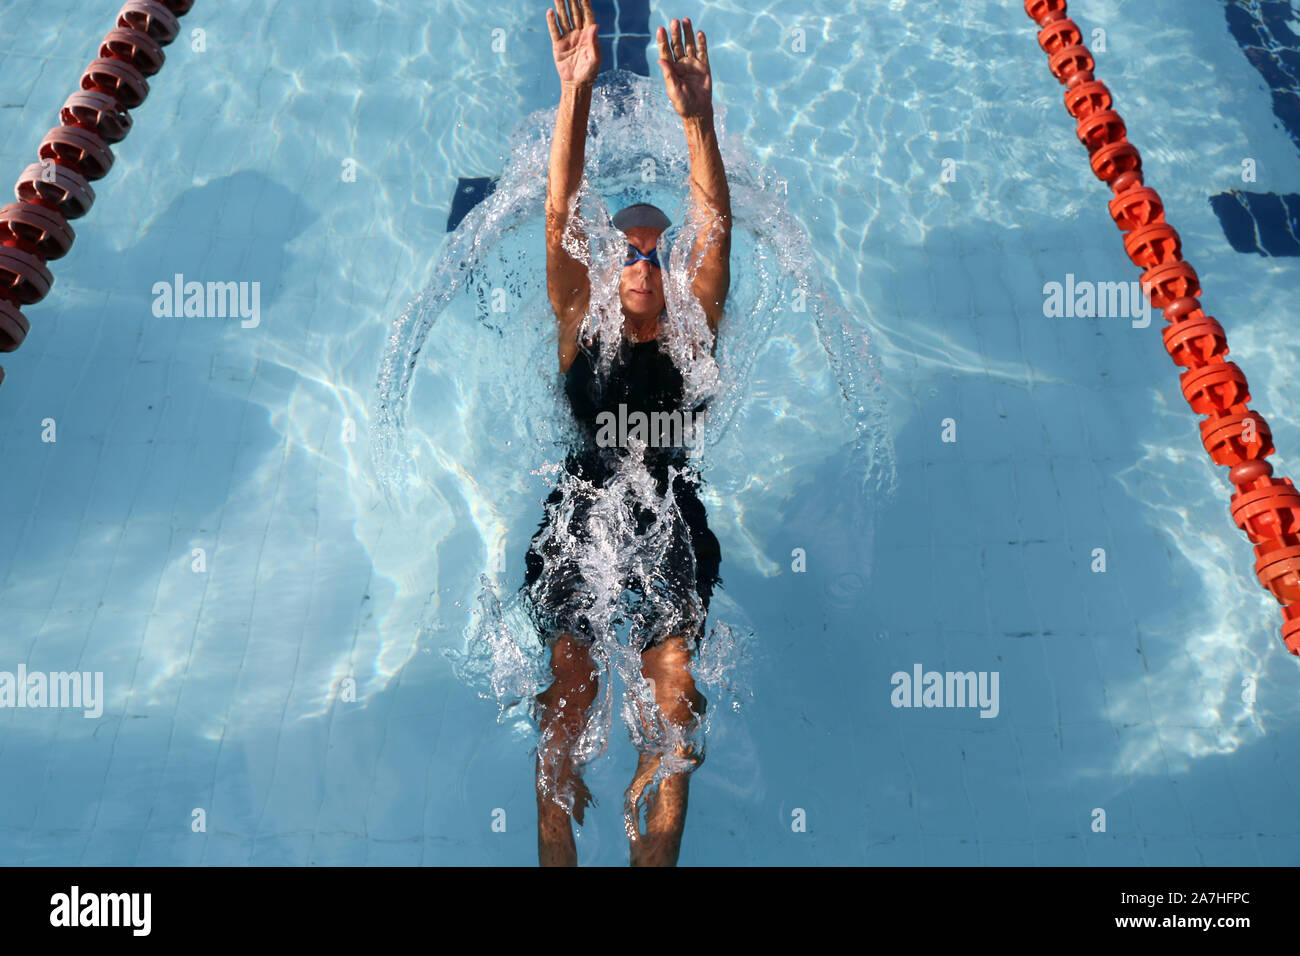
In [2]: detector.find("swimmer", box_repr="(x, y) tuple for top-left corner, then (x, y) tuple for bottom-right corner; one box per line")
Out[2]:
(527, 0), (732, 866)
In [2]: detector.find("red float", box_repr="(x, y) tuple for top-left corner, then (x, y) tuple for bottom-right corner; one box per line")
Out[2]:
(1065, 80), (1112, 120)
(117, 1), (181, 46)
(100, 27), (166, 77)
(1025, 0), (1068, 26)
(1049, 44), (1095, 83)
(1284, 606), (1300, 654)
(1162, 315), (1227, 368)
(81, 56), (149, 109)
(1076, 109), (1126, 150)
(1230, 458), (1274, 489)
(39, 125), (114, 181)
(60, 90), (132, 143)
(1141, 260), (1199, 308)
(1110, 170), (1142, 193)
(1162, 297), (1202, 323)
(0, 202), (75, 260)
(1090, 140), (1141, 184)
(1064, 70), (1095, 90)
(1253, 539), (1300, 605)
(1180, 361), (1249, 416)
(0, 247), (54, 306)
(1038, 18), (1082, 56)
(15, 162), (95, 220)
(0, 299), (28, 352)
(1108, 185), (1164, 232)
(1201, 410), (1273, 467)
(1123, 222), (1181, 269)
(1231, 476), (1300, 544)
(1288, 602), (1300, 638)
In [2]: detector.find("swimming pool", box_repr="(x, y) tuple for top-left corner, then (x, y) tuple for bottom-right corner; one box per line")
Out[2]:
(0, 0), (1297, 866)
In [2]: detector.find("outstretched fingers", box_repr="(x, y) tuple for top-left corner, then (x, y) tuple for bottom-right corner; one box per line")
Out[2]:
(659, 17), (708, 69)
(669, 17), (686, 60)
(656, 25), (677, 88)
(552, 0), (573, 34)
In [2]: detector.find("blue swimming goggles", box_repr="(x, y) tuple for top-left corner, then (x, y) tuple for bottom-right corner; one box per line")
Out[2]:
(623, 243), (662, 269)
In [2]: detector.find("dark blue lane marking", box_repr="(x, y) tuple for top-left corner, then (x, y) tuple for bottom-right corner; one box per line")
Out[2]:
(594, 0), (652, 76)
(447, 176), (497, 232)
(1225, 1), (1264, 49)
(1209, 191), (1260, 252)
(1209, 190), (1300, 255)
(446, 0), (653, 230)
(1213, 2), (1300, 254)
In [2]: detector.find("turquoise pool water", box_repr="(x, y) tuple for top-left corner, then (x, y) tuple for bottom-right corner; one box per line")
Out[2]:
(0, 0), (1297, 865)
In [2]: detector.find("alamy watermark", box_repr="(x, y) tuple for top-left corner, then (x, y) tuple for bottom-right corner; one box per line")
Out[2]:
(1042, 273), (1151, 328)
(595, 403), (702, 449)
(151, 273), (261, 328)
(0, 665), (103, 718)
(49, 886), (150, 936)
(891, 663), (1000, 718)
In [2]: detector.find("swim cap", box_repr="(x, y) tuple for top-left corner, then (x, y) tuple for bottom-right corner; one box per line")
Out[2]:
(612, 202), (671, 233)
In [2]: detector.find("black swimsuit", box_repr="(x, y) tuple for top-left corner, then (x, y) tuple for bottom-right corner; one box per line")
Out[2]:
(521, 331), (723, 648)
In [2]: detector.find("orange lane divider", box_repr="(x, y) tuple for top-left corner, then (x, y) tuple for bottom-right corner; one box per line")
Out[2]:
(0, 0), (192, 388)
(1024, 0), (1300, 655)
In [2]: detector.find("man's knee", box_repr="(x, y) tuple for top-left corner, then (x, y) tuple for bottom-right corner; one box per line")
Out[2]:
(545, 631), (597, 684)
(537, 635), (598, 725)
(663, 682), (705, 723)
(641, 636), (705, 724)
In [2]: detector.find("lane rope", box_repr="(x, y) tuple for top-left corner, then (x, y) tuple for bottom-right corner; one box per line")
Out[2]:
(1024, 0), (1300, 655)
(0, 1), (192, 387)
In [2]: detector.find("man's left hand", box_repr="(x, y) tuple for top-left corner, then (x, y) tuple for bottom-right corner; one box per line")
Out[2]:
(657, 17), (714, 120)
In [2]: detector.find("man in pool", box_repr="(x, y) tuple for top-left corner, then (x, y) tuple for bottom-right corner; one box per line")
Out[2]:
(524, 0), (731, 866)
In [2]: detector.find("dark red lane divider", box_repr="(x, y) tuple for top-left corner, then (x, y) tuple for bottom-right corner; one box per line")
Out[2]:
(1024, 0), (1300, 655)
(0, 0), (193, 388)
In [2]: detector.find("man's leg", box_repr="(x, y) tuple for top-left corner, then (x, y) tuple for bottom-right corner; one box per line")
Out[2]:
(626, 634), (706, 867)
(535, 631), (599, 867)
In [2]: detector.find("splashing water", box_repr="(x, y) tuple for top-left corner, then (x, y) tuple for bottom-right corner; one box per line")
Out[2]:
(370, 70), (895, 835)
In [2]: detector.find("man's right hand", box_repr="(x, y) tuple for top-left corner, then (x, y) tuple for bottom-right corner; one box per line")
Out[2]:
(547, 0), (601, 88)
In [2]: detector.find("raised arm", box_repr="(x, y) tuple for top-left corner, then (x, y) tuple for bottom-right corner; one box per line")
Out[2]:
(657, 17), (731, 339)
(546, 0), (600, 374)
